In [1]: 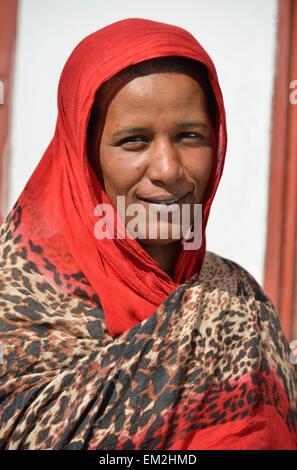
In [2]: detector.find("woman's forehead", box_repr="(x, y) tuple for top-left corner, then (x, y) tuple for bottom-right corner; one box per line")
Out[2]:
(104, 73), (208, 115)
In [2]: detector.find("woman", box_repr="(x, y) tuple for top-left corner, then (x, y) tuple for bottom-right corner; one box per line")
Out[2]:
(0, 17), (296, 450)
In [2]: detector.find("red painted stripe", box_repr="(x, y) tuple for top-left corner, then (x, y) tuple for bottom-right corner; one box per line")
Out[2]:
(0, 0), (18, 224)
(264, 0), (297, 340)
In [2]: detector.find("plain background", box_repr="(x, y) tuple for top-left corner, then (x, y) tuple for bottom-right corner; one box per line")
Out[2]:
(8, 0), (278, 284)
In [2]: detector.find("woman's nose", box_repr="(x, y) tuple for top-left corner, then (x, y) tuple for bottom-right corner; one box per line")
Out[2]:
(146, 137), (184, 185)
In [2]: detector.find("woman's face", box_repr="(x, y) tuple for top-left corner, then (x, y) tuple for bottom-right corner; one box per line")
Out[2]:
(93, 72), (216, 246)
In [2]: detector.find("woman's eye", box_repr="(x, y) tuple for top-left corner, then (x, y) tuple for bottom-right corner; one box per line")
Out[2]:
(178, 132), (204, 141)
(120, 136), (147, 146)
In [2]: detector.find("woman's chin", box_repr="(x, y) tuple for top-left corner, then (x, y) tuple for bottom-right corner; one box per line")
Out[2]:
(137, 236), (182, 247)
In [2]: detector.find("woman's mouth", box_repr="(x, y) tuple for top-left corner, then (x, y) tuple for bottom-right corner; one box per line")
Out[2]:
(138, 191), (192, 205)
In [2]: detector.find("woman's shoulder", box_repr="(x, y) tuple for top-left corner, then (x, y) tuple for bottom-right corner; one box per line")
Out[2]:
(202, 249), (271, 304)
(199, 251), (295, 370)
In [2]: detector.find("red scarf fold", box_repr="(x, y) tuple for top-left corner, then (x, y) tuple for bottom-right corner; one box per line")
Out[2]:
(12, 18), (227, 338)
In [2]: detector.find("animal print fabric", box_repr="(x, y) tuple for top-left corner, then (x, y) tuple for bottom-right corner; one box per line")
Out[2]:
(0, 202), (296, 450)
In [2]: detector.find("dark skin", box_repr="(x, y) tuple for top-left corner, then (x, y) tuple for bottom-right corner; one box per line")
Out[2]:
(90, 72), (216, 278)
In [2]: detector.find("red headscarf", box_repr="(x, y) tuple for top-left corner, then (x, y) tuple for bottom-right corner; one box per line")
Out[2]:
(11, 18), (227, 338)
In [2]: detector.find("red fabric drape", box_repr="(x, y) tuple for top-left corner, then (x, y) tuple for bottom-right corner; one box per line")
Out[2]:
(10, 18), (227, 338)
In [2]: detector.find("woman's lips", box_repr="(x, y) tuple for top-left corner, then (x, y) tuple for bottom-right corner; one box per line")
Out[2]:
(138, 191), (192, 205)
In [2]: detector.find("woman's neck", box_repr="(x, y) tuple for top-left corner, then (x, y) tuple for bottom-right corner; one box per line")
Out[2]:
(141, 240), (181, 279)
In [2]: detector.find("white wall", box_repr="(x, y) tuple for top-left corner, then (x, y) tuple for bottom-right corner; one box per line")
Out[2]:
(8, 0), (277, 284)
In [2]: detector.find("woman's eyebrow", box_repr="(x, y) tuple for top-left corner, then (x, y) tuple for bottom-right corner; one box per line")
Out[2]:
(112, 126), (149, 139)
(112, 122), (208, 139)
(176, 121), (208, 130)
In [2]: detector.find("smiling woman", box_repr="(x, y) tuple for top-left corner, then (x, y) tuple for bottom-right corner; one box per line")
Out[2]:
(88, 56), (217, 277)
(0, 17), (296, 450)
